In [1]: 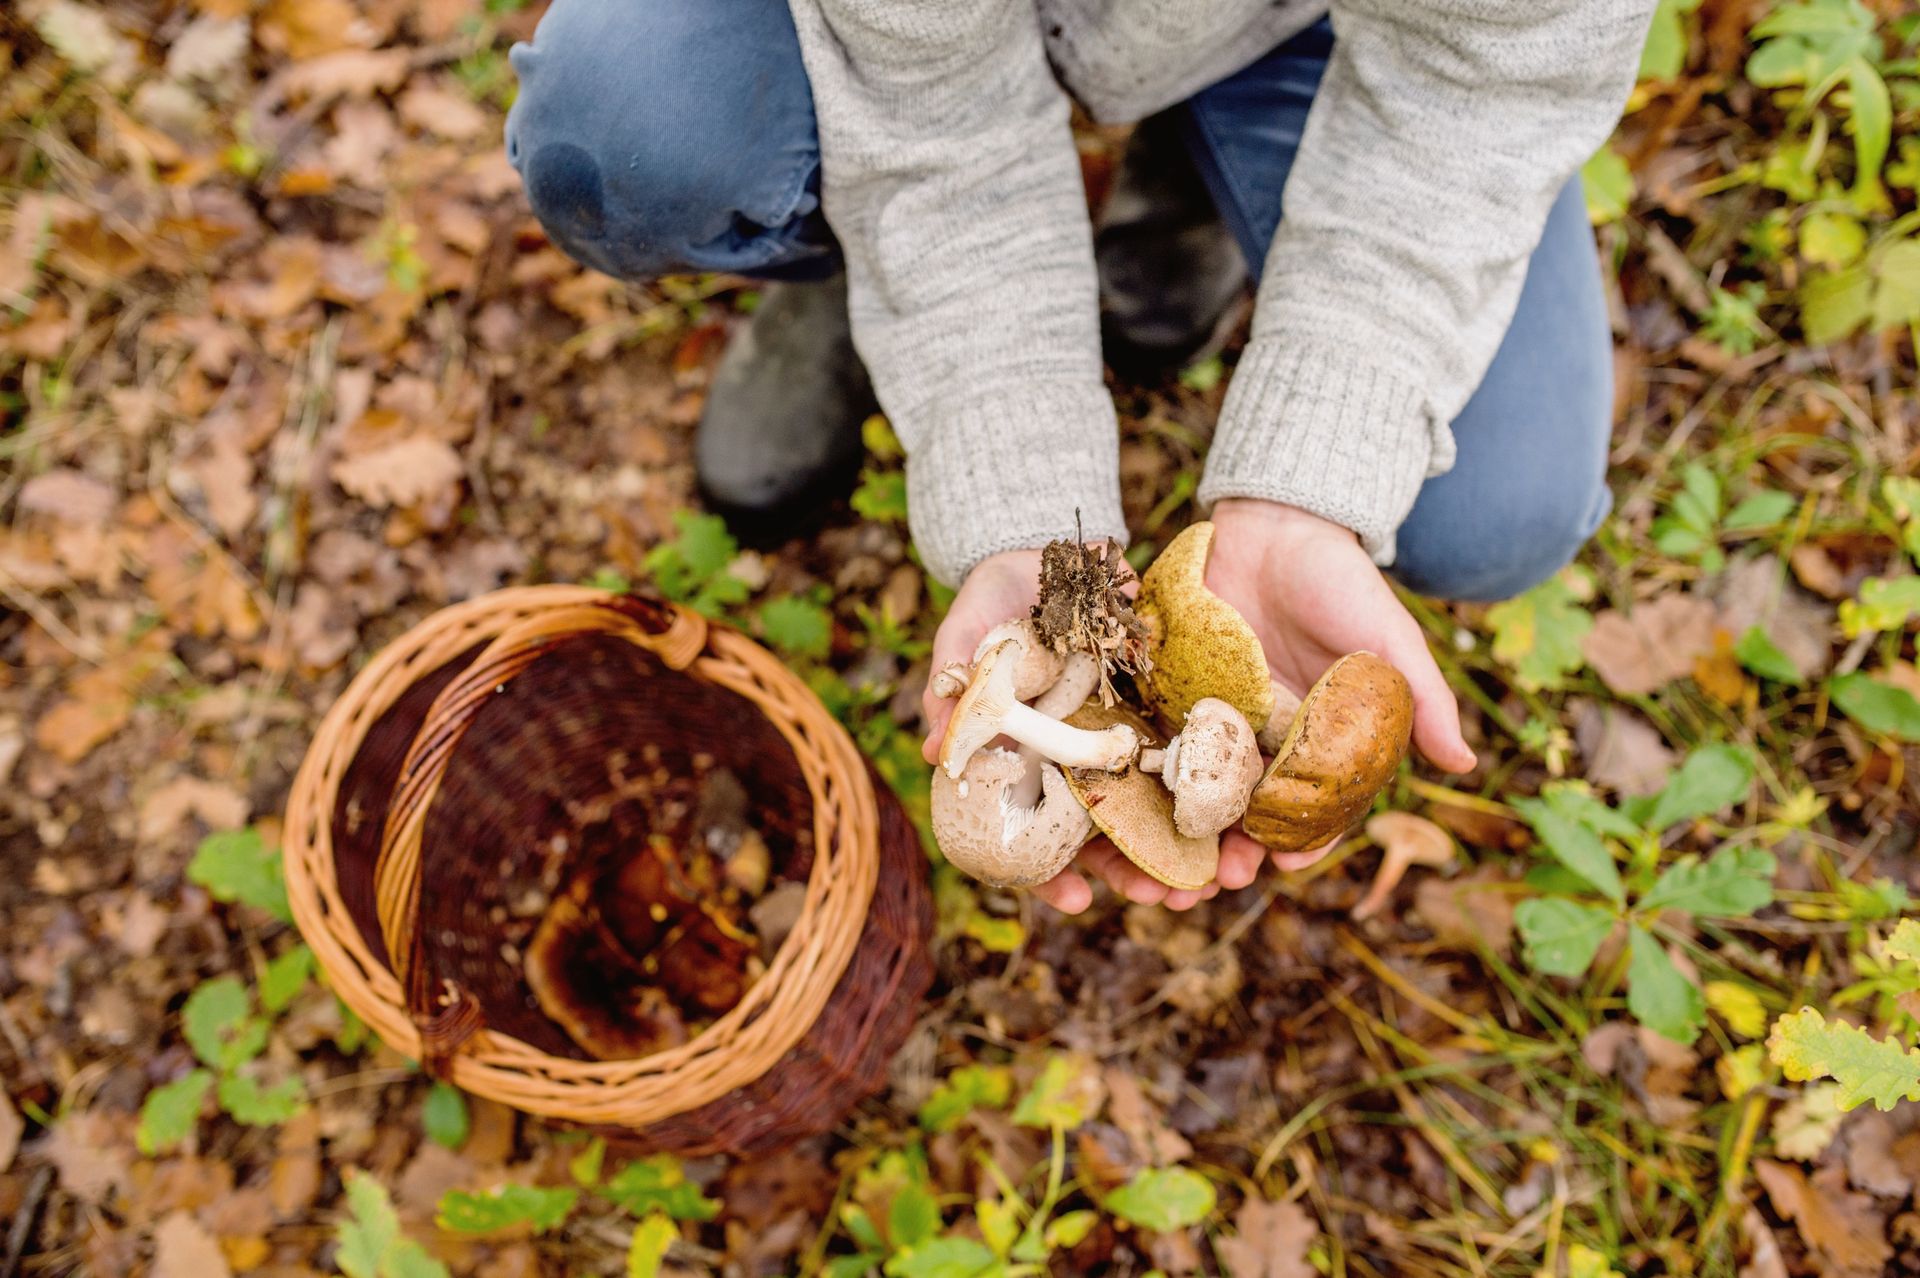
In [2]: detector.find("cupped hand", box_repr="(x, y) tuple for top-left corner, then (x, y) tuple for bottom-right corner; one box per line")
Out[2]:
(1203, 497), (1477, 888)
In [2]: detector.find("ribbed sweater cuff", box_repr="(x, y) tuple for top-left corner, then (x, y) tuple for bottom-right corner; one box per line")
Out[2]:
(906, 381), (1128, 587)
(1196, 338), (1453, 566)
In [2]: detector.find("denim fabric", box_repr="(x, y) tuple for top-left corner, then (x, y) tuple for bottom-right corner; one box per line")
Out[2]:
(507, 5), (1614, 602)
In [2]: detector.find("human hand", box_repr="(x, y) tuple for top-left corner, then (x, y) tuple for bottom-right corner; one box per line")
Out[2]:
(921, 545), (1224, 915)
(1202, 497), (1476, 888)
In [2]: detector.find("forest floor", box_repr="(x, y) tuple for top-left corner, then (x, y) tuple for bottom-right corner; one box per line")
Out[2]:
(5, 1), (1920, 1276)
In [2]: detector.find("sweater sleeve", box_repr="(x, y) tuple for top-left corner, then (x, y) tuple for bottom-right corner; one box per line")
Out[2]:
(1196, 0), (1652, 565)
(785, 0), (1128, 587)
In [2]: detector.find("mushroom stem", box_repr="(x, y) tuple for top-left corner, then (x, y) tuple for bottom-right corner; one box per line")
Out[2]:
(1010, 652), (1104, 809)
(995, 701), (1139, 773)
(1138, 747), (1168, 774)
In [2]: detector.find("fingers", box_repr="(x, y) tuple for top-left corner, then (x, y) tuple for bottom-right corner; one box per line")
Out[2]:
(1216, 832), (1266, 890)
(1268, 836), (1337, 872)
(1030, 867), (1093, 914)
(1077, 841), (1170, 905)
(1383, 630), (1477, 774)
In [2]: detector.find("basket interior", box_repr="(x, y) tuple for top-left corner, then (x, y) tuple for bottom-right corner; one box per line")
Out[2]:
(330, 634), (818, 1059)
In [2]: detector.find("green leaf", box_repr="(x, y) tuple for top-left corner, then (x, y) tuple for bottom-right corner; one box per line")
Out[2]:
(1870, 241), (1920, 332)
(1626, 926), (1706, 1045)
(1514, 799), (1625, 904)
(626, 1212), (676, 1278)
(1829, 672), (1920, 740)
(1568, 1243), (1626, 1278)
(338, 1174), (449, 1278)
(1843, 56), (1891, 200)
(889, 1181), (940, 1250)
(1723, 489), (1798, 530)
(643, 512), (744, 614)
(422, 1082), (469, 1150)
(569, 1137), (606, 1188)
(918, 1064), (1013, 1133)
(1840, 576), (1920, 635)
(851, 469), (908, 524)
(1883, 918), (1920, 966)
(1514, 898), (1616, 978)
(182, 976), (267, 1071)
(961, 911), (1024, 953)
(826, 1255), (886, 1278)
(1638, 0), (1701, 80)
(436, 1184), (581, 1235)
(1539, 784), (1643, 839)
(1640, 847), (1777, 918)
(1799, 211), (1867, 269)
(216, 1072), (306, 1126)
(1011, 1054), (1100, 1131)
(602, 1156), (720, 1222)
(883, 1236), (997, 1278)
(1582, 146), (1634, 225)
(758, 596), (834, 661)
(1768, 1006), (1920, 1110)
(1644, 744), (1755, 830)
(1105, 1167), (1216, 1233)
(1735, 625), (1803, 683)
(137, 1070), (213, 1155)
(976, 1197), (1018, 1257)
(259, 944), (315, 1014)
(1044, 1210), (1099, 1249)
(188, 828), (291, 922)
(1486, 575), (1592, 691)
(1179, 356), (1224, 392)
(1799, 262), (1875, 342)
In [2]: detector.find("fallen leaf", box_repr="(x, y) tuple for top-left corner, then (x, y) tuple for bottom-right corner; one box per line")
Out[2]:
(35, 0), (134, 77)
(139, 776), (250, 844)
(256, 0), (369, 60)
(1582, 592), (1717, 695)
(42, 1110), (130, 1204)
(0, 1092), (22, 1172)
(181, 440), (257, 540)
(1571, 699), (1676, 797)
(279, 48), (411, 100)
(330, 435), (463, 510)
(166, 15), (250, 81)
(1789, 545), (1855, 600)
(33, 637), (170, 764)
(1773, 1082), (1846, 1161)
(1739, 1204), (1789, 1278)
(1844, 1109), (1920, 1198)
(1410, 866), (1515, 957)
(1215, 1195), (1315, 1278)
(1103, 1069), (1192, 1167)
(19, 468), (116, 525)
(397, 81), (490, 141)
(1694, 629), (1751, 703)
(1753, 1159), (1891, 1277)
(1713, 554), (1834, 681)
(153, 1211), (233, 1278)
(324, 100), (399, 182)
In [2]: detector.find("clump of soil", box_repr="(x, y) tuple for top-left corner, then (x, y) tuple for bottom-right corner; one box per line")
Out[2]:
(1032, 521), (1152, 703)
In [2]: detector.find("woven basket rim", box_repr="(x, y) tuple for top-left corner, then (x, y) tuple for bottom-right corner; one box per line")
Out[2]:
(282, 585), (881, 1126)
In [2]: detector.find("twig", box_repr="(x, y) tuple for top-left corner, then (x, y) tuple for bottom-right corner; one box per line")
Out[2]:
(0, 1166), (53, 1278)
(0, 567), (105, 663)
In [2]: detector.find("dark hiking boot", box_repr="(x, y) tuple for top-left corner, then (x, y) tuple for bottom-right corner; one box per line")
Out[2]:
(696, 277), (874, 538)
(1096, 112), (1248, 378)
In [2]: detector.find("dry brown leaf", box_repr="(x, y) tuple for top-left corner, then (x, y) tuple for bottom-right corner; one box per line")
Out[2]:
(280, 48), (410, 100)
(1713, 554), (1834, 681)
(1754, 1159), (1891, 1277)
(166, 14), (250, 81)
(330, 436), (463, 510)
(0, 1092), (22, 1173)
(1739, 1204), (1789, 1278)
(397, 81), (490, 141)
(1571, 699), (1676, 797)
(1215, 1196), (1316, 1278)
(43, 1110), (130, 1204)
(19, 468), (116, 525)
(1103, 1068), (1193, 1167)
(1582, 592), (1717, 695)
(1789, 544), (1854, 600)
(324, 100), (399, 182)
(138, 776), (250, 844)
(270, 1110), (323, 1219)
(256, 0), (370, 60)
(153, 1211), (233, 1278)
(1844, 1110), (1920, 1198)
(33, 636), (170, 764)
(182, 440), (257, 539)
(1411, 866), (1515, 958)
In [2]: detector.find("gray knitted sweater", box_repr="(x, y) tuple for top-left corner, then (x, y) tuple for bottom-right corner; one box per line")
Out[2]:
(784, 0), (1651, 586)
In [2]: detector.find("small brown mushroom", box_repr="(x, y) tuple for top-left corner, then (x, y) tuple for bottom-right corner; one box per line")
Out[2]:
(1350, 812), (1455, 921)
(930, 747), (1094, 887)
(1240, 652), (1414, 855)
(1061, 702), (1221, 890)
(940, 640), (1141, 779)
(1139, 698), (1263, 838)
(1135, 522), (1276, 736)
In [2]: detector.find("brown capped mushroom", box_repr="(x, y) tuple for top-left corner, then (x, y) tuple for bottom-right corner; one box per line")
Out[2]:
(1061, 702), (1220, 890)
(1241, 652), (1414, 855)
(1135, 522), (1276, 736)
(940, 640), (1141, 779)
(1139, 698), (1263, 838)
(930, 747), (1094, 887)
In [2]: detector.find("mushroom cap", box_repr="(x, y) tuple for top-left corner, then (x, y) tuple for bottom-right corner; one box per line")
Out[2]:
(977, 617), (1067, 701)
(1241, 652), (1414, 854)
(1061, 701), (1220, 890)
(1136, 522), (1276, 736)
(939, 640), (1020, 778)
(1166, 698), (1263, 839)
(931, 747), (1093, 887)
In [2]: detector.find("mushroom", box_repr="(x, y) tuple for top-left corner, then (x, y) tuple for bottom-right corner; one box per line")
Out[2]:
(940, 640), (1141, 779)
(1138, 698), (1263, 838)
(1060, 702), (1221, 890)
(1135, 522), (1276, 736)
(1240, 652), (1415, 856)
(929, 617), (1065, 701)
(930, 748), (1093, 887)
(1349, 812), (1455, 921)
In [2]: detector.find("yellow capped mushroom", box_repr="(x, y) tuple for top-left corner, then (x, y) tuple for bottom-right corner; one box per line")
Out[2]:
(1135, 522), (1276, 736)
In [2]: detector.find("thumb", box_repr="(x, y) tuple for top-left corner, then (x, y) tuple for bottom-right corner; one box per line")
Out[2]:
(1383, 632), (1476, 773)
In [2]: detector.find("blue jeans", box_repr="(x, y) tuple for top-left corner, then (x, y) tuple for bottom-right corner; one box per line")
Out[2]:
(507, 9), (1613, 602)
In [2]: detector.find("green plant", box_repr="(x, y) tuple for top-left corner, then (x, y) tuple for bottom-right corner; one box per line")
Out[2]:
(643, 511), (751, 617)
(188, 826), (292, 921)
(1768, 920), (1920, 1107)
(1513, 746), (1775, 1043)
(1485, 571), (1593, 691)
(1649, 463), (1798, 573)
(337, 1174), (448, 1278)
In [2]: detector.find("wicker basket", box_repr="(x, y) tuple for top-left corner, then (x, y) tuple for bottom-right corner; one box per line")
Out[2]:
(283, 585), (935, 1155)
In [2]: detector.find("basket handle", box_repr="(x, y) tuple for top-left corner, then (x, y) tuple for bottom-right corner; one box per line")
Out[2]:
(371, 593), (709, 1071)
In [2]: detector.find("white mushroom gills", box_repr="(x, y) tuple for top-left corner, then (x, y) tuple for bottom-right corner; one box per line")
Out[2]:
(940, 640), (1138, 779)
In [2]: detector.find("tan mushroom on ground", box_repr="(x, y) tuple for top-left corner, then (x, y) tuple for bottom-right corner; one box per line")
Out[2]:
(1134, 522), (1276, 736)
(1138, 697), (1263, 838)
(1061, 702), (1220, 890)
(940, 640), (1140, 779)
(1350, 811), (1455, 921)
(1241, 652), (1415, 856)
